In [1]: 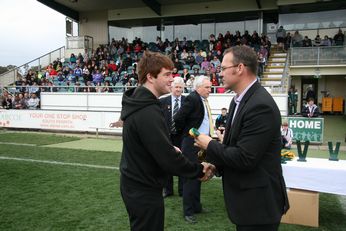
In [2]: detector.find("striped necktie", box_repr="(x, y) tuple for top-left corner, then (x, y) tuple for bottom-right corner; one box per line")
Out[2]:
(205, 99), (215, 137)
(171, 97), (179, 133)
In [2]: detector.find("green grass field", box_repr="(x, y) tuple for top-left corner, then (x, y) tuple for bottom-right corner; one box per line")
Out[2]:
(0, 131), (346, 230)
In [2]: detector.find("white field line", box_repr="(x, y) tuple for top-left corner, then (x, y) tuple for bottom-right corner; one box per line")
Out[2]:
(0, 156), (119, 170)
(0, 141), (37, 146)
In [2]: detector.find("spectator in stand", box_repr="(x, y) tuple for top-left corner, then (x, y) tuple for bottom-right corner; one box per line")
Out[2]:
(302, 98), (319, 118)
(276, 26), (286, 51)
(292, 30), (303, 47)
(321, 35), (332, 46)
(258, 44), (268, 60)
(210, 56), (221, 68)
(215, 41), (223, 53)
(173, 40), (182, 53)
(314, 34), (321, 46)
(27, 93), (40, 110)
(1, 92), (12, 109)
(108, 60), (118, 74)
(101, 66), (110, 78)
(257, 53), (266, 78)
(102, 80), (114, 93)
(201, 57), (210, 71)
(13, 93), (26, 109)
(216, 81), (226, 94)
(180, 49), (189, 60)
(208, 41), (215, 52)
(172, 67), (180, 78)
(134, 42), (142, 54)
(165, 42), (172, 55)
(185, 52), (196, 68)
(211, 73), (219, 93)
(48, 66), (58, 77)
(69, 53), (77, 64)
(82, 66), (91, 82)
(185, 75), (195, 93)
(74, 65), (83, 80)
(284, 32), (292, 51)
(251, 31), (261, 52)
(173, 58), (183, 70)
(44, 81), (58, 93)
(195, 51), (204, 66)
(67, 69), (77, 83)
(181, 68), (190, 83)
(92, 69), (103, 85)
(23, 92), (30, 107)
(28, 82), (40, 97)
(302, 36), (312, 47)
(84, 81), (96, 92)
(334, 28), (344, 46)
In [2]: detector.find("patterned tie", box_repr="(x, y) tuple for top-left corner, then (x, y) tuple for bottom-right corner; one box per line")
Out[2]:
(171, 97), (179, 133)
(205, 99), (215, 137)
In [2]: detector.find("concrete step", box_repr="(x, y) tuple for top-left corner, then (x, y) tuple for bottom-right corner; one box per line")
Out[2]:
(272, 53), (287, 57)
(261, 80), (282, 85)
(264, 68), (284, 72)
(266, 63), (285, 67)
(261, 77), (282, 81)
(263, 72), (283, 78)
(269, 57), (286, 62)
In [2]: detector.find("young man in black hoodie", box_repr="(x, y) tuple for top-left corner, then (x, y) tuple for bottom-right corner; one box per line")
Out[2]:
(119, 51), (214, 231)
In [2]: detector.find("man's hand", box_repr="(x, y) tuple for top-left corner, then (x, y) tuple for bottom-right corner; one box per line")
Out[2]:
(109, 120), (123, 128)
(173, 146), (182, 154)
(194, 133), (213, 150)
(199, 162), (216, 182)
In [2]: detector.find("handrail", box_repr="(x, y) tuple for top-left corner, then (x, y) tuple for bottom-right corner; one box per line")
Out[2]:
(0, 46), (65, 87)
(290, 45), (346, 66)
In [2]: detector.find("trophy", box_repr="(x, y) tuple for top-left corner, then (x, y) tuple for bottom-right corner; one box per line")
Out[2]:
(189, 128), (206, 162)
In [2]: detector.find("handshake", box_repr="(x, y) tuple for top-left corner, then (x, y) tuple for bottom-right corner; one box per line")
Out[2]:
(199, 162), (216, 182)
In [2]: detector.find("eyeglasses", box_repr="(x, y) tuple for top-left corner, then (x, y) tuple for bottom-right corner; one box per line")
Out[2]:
(220, 64), (239, 72)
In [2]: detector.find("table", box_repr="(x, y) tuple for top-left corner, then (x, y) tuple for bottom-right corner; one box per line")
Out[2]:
(282, 157), (346, 195)
(281, 157), (346, 227)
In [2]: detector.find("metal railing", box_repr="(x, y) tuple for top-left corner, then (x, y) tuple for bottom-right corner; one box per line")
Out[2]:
(0, 46), (65, 87)
(290, 46), (346, 66)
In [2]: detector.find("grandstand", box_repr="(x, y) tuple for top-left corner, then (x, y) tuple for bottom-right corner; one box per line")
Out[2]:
(0, 1), (345, 118)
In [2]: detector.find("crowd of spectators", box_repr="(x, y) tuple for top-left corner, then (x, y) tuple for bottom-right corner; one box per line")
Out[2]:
(276, 27), (344, 51)
(2, 28), (343, 110)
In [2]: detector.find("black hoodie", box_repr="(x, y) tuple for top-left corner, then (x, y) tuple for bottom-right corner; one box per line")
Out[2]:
(120, 86), (204, 189)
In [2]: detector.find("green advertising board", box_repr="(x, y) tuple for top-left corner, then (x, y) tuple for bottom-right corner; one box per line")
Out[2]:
(286, 117), (324, 143)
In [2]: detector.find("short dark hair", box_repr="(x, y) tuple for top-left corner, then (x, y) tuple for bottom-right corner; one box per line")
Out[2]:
(137, 51), (174, 84)
(223, 46), (258, 75)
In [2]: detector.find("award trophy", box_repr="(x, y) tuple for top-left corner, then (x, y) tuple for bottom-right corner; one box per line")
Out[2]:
(189, 128), (206, 162)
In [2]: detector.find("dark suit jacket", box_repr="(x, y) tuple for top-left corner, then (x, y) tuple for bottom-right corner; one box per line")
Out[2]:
(160, 94), (186, 134)
(173, 90), (204, 137)
(206, 81), (289, 225)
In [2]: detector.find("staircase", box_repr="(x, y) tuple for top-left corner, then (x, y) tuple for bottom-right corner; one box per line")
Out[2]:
(261, 48), (288, 89)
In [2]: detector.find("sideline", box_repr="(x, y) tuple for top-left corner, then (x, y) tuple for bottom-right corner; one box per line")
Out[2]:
(0, 156), (119, 170)
(0, 141), (37, 146)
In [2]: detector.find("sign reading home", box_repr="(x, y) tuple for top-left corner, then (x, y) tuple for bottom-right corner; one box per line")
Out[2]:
(287, 117), (324, 143)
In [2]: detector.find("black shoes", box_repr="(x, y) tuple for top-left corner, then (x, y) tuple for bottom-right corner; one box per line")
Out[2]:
(184, 215), (197, 224)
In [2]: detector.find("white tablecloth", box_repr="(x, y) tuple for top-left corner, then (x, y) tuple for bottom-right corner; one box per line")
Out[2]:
(282, 157), (346, 195)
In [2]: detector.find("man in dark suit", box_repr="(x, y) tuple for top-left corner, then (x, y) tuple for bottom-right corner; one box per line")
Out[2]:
(195, 46), (289, 231)
(174, 75), (213, 224)
(160, 77), (186, 197)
